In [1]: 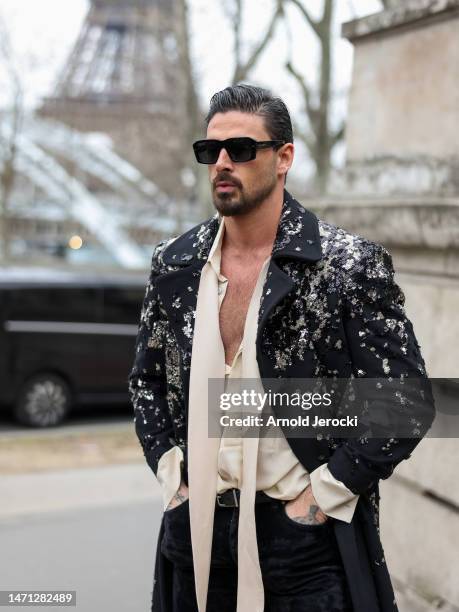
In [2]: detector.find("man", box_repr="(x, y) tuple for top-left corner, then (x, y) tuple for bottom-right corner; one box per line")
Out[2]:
(129, 84), (434, 612)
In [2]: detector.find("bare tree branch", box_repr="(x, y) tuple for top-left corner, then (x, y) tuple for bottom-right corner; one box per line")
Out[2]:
(283, 0), (341, 195)
(292, 120), (316, 157)
(234, 0), (243, 73)
(288, 0), (320, 35)
(331, 121), (345, 146)
(231, 0), (284, 84)
(285, 60), (317, 125)
(0, 14), (24, 262)
(223, 0), (243, 77)
(176, 0), (209, 220)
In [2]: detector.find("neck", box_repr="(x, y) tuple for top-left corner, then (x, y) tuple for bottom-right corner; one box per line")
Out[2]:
(221, 186), (284, 255)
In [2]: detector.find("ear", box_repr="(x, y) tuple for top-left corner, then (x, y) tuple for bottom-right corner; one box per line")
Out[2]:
(277, 142), (294, 178)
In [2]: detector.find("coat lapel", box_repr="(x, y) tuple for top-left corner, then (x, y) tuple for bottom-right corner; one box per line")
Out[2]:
(156, 214), (220, 353)
(256, 189), (322, 349)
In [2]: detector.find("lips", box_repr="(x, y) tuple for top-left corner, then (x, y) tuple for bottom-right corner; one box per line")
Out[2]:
(215, 182), (238, 193)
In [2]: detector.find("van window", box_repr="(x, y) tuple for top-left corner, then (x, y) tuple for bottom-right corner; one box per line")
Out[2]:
(8, 287), (103, 323)
(103, 287), (144, 324)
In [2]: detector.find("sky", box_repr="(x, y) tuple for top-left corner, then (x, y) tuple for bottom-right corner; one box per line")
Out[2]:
(0, 0), (383, 177)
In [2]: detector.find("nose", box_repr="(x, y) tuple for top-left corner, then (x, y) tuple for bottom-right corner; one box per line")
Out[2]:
(214, 146), (234, 172)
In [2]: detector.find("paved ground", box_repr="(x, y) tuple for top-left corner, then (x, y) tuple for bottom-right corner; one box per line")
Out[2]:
(0, 464), (164, 612)
(0, 500), (162, 611)
(0, 464), (161, 518)
(0, 426), (143, 475)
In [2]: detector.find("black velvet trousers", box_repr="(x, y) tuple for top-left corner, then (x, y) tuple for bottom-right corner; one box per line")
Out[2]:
(160, 496), (353, 611)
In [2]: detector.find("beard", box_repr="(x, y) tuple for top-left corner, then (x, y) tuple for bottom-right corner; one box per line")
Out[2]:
(212, 171), (277, 217)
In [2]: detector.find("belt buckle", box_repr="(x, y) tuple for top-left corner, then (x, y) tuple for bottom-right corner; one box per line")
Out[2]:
(217, 489), (239, 508)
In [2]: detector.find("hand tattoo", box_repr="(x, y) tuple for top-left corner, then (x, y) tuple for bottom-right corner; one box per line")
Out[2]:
(290, 504), (328, 525)
(166, 489), (188, 511)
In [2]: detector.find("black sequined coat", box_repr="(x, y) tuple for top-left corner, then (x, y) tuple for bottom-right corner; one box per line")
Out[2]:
(128, 189), (435, 612)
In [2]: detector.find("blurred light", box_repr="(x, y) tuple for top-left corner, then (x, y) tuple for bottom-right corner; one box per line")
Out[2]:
(68, 235), (83, 250)
(181, 167), (196, 188)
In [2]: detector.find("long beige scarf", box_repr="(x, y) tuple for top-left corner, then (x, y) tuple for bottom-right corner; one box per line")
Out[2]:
(188, 257), (269, 611)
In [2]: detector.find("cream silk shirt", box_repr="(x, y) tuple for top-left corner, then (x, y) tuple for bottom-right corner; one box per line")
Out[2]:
(155, 215), (359, 610)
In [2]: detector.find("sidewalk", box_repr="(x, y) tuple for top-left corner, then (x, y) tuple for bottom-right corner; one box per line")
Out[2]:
(0, 423), (142, 474)
(0, 463), (162, 520)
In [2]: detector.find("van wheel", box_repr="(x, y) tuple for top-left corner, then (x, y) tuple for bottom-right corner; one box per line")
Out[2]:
(14, 374), (72, 427)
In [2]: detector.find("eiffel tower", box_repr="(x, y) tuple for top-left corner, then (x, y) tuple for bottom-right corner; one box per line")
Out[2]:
(40, 0), (191, 199)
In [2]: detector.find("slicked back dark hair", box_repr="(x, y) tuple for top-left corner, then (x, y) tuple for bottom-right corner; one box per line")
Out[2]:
(204, 83), (294, 145)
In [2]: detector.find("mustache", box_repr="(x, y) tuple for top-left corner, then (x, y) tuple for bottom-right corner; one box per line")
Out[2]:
(213, 173), (242, 189)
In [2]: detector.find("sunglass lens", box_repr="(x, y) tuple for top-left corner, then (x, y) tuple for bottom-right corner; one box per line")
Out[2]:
(194, 142), (220, 164)
(227, 140), (252, 162)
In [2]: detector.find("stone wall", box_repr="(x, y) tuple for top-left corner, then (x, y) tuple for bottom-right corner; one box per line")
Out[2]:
(329, 2), (459, 609)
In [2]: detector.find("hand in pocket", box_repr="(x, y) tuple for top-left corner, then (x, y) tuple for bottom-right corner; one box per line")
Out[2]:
(165, 482), (189, 512)
(284, 484), (328, 525)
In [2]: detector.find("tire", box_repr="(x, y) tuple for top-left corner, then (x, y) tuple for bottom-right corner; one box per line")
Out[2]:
(14, 373), (72, 427)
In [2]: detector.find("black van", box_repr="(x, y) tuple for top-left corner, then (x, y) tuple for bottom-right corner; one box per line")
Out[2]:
(0, 268), (147, 427)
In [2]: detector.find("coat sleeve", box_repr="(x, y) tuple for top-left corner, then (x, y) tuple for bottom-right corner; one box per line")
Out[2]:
(128, 241), (180, 478)
(326, 242), (435, 495)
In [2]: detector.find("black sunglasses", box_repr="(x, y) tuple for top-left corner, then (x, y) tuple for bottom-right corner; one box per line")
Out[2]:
(192, 137), (286, 164)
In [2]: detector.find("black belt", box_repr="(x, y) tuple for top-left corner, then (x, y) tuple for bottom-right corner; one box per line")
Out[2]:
(216, 488), (273, 508)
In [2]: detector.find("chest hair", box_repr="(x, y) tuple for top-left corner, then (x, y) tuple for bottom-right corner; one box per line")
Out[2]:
(219, 255), (267, 365)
